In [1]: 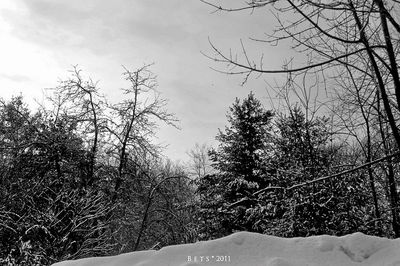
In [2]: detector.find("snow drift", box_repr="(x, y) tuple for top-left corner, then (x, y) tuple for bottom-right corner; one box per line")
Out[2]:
(52, 232), (400, 266)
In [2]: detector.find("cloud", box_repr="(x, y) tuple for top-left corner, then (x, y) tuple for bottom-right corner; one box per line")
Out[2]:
(2, 1), (102, 50)
(0, 0), (285, 161)
(3, 0), (203, 57)
(0, 73), (31, 82)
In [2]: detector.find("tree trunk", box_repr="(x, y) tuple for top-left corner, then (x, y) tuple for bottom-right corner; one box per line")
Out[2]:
(385, 158), (400, 237)
(377, 90), (400, 237)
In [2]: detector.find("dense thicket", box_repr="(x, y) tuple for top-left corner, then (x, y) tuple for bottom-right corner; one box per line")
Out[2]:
(2, 66), (400, 265)
(271, 107), (375, 237)
(0, 66), (197, 265)
(199, 0), (400, 239)
(196, 93), (398, 240)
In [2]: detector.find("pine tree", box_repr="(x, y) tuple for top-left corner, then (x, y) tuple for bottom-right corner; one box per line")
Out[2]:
(272, 106), (373, 237)
(197, 93), (274, 238)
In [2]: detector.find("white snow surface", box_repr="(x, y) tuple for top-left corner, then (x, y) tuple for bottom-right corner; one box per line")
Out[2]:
(52, 232), (400, 266)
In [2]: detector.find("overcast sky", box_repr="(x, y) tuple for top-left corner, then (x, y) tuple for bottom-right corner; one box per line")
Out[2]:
(0, 0), (292, 162)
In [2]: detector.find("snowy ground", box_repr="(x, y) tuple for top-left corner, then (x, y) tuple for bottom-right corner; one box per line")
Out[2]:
(52, 232), (400, 266)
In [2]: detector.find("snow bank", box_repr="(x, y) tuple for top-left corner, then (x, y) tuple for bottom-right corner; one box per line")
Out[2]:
(52, 232), (400, 266)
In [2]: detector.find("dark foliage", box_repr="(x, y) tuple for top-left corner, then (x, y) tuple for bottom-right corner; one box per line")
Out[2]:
(0, 66), (196, 265)
(0, 97), (114, 265)
(197, 96), (385, 241)
(270, 107), (374, 237)
(197, 93), (274, 238)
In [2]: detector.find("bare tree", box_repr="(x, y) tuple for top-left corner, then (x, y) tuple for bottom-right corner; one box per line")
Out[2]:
(186, 143), (213, 180)
(104, 64), (178, 201)
(201, 0), (400, 236)
(332, 64), (384, 233)
(376, 88), (400, 237)
(202, 0), (400, 151)
(45, 66), (106, 187)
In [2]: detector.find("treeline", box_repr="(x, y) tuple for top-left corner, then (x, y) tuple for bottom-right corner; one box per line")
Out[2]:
(1, 66), (399, 265)
(196, 92), (399, 240)
(0, 66), (197, 265)
(197, 0), (400, 244)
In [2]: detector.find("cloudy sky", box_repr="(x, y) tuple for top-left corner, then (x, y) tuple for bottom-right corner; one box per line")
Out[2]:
(0, 0), (291, 162)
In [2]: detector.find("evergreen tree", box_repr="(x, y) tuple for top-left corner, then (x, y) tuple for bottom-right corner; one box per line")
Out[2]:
(197, 93), (274, 238)
(271, 106), (373, 237)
